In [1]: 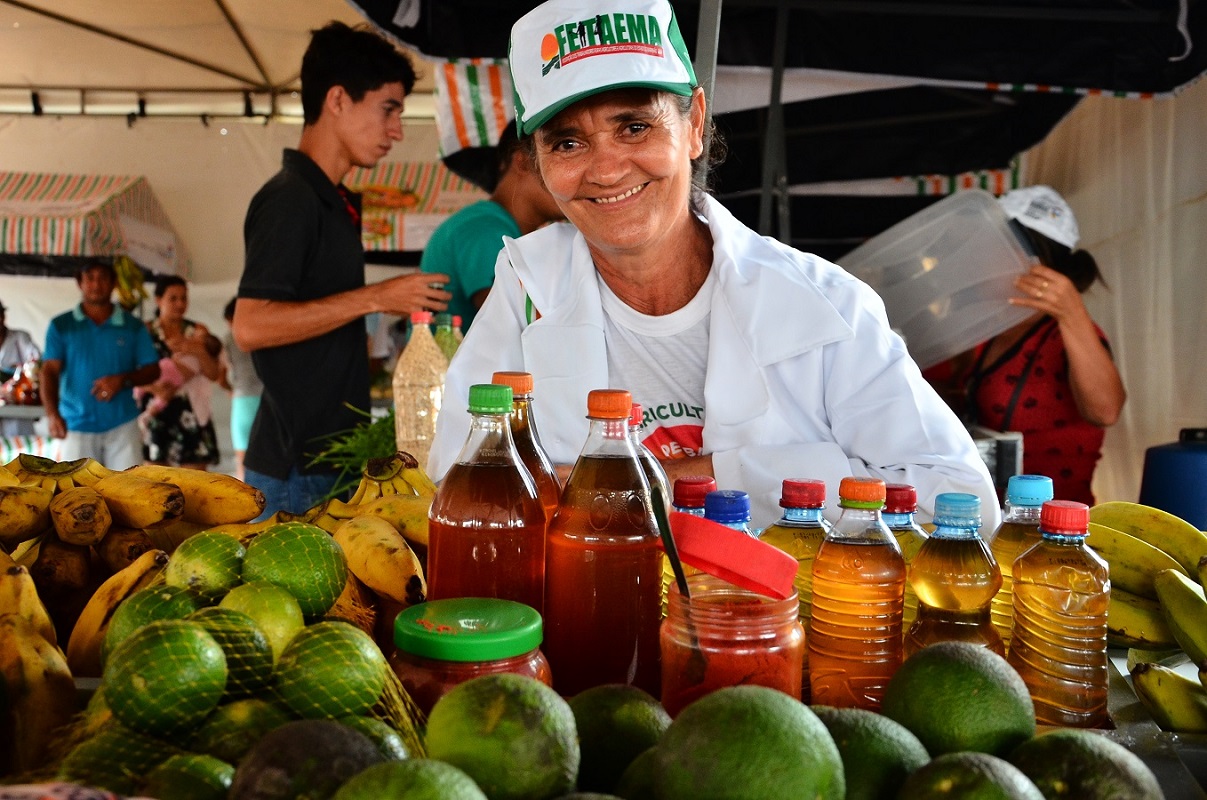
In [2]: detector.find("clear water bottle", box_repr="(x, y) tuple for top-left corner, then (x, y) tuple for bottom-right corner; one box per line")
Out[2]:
(904, 492), (1003, 657)
(1007, 500), (1110, 727)
(808, 476), (905, 711)
(392, 310), (447, 466)
(883, 483), (928, 629)
(427, 384), (547, 615)
(988, 474), (1054, 650)
(703, 490), (754, 537)
(544, 389), (662, 696)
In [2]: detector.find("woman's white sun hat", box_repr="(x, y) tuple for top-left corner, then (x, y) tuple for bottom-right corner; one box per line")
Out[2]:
(509, 0), (698, 136)
(998, 185), (1080, 249)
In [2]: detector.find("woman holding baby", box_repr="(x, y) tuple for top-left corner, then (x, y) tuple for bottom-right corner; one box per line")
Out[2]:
(137, 275), (222, 469)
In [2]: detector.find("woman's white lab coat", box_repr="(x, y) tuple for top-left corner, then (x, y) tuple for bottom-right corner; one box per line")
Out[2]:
(428, 195), (999, 530)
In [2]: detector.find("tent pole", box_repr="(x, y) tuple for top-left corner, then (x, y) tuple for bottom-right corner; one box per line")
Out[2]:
(758, 1), (790, 241)
(694, 0), (723, 160)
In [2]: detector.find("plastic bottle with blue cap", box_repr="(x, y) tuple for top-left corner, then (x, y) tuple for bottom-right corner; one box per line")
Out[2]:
(703, 490), (755, 537)
(904, 492), (1003, 657)
(987, 474), (1054, 649)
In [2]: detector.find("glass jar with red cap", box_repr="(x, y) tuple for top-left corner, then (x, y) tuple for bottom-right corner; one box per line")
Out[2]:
(544, 388), (663, 696)
(883, 483), (929, 628)
(1006, 500), (1109, 727)
(389, 598), (551, 717)
(492, 370), (561, 522)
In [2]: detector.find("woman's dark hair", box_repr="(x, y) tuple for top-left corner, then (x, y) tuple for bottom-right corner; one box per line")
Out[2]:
(1014, 222), (1105, 293)
(153, 274), (187, 299)
(300, 22), (418, 125)
(223, 297), (238, 321)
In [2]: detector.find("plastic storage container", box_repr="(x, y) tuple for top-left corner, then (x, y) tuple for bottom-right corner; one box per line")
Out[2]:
(390, 598), (552, 716)
(838, 189), (1035, 369)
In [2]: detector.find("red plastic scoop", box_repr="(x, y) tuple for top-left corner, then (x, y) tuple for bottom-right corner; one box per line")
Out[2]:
(662, 511), (799, 600)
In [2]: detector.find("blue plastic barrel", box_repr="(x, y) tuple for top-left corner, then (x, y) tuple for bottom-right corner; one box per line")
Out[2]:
(1138, 429), (1207, 530)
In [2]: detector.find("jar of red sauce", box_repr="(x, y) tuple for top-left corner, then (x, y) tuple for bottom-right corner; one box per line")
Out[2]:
(660, 573), (804, 717)
(390, 597), (552, 716)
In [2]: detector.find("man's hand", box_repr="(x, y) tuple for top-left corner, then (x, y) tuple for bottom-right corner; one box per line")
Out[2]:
(47, 412), (66, 439)
(91, 374), (124, 402)
(378, 272), (452, 316)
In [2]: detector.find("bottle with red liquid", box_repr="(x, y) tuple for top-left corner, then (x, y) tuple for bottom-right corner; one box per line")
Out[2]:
(883, 484), (928, 629)
(492, 371), (561, 522)
(904, 492), (1004, 657)
(758, 479), (832, 701)
(427, 383), (547, 615)
(1007, 500), (1110, 727)
(629, 403), (671, 506)
(544, 389), (663, 696)
(808, 476), (905, 711)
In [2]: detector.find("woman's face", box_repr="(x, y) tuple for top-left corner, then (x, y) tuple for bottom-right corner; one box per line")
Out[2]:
(533, 88), (705, 260)
(157, 284), (188, 321)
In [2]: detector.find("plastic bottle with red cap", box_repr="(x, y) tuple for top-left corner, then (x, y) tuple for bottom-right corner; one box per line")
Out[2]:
(543, 388), (663, 696)
(672, 475), (716, 517)
(629, 403), (671, 506)
(451, 315), (464, 345)
(988, 474), (1054, 650)
(807, 476), (906, 711)
(758, 478), (832, 702)
(904, 492), (1003, 657)
(883, 484), (928, 628)
(1006, 499), (1110, 727)
(391, 309), (448, 466)
(427, 383), (547, 615)
(492, 371), (561, 522)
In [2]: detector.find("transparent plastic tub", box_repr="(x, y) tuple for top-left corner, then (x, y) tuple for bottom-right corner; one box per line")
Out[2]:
(838, 189), (1035, 370)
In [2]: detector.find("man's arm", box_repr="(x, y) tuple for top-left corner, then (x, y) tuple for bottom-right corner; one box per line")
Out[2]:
(233, 272), (451, 352)
(40, 359), (66, 439)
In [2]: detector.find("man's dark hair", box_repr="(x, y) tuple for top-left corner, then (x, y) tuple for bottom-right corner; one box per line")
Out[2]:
(300, 21), (418, 125)
(224, 297), (237, 321)
(75, 262), (116, 283)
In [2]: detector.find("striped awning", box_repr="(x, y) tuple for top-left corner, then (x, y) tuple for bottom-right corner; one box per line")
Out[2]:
(0, 172), (191, 275)
(345, 160), (487, 252)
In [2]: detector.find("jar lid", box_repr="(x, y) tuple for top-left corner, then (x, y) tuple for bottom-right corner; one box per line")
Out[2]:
(883, 483), (917, 514)
(933, 492), (981, 528)
(704, 490), (750, 523)
(838, 476), (886, 508)
(492, 371), (534, 395)
(394, 598), (543, 662)
(468, 384), (512, 414)
(1040, 500), (1090, 536)
(780, 478), (825, 509)
(673, 475), (717, 508)
(667, 511), (797, 600)
(1005, 474), (1054, 507)
(586, 389), (631, 419)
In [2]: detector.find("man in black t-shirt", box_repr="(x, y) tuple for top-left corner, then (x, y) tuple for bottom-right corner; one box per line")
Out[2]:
(234, 22), (450, 516)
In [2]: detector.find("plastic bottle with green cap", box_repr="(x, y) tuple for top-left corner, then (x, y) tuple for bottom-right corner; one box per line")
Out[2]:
(987, 474), (1054, 649)
(389, 597), (552, 717)
(433, 312), (458, 361)
(904, 492), (1003, 657)
(808, 476), (905, 711)
(544, 388), (662, 697)
(427, 383), (547, 615)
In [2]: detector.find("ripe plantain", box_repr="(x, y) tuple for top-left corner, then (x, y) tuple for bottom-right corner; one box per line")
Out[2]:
(1089, 501), (1207, 576)
(358, 492), (433, 550)
(94, 526), (155, 574)
(5, 453), (98, 492)
(92, 471), (185, 529)
(333, 514), (426, 607)
(0, 564), (59, 647)
(1107, 588), (1178, 650)
(1086, 521), (1188, 599)
(329, 572), (378, 639)
(0, 484), (54, 550)
(124, 464), (266, 525)
(29, 538), (91, 600)
(65, 548), (169, 678)
(1154, 568), (1207, 663)
(0, 613), (78, 774)
(1132, 661), (1207, 733)
(48, 486), (112, 547)
(347, 452), (423, 505)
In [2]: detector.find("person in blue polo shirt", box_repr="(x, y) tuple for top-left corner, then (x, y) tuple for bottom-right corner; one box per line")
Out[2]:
(41, 262), (161, 469)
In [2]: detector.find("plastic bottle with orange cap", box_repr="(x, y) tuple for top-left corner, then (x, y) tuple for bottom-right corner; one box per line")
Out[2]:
(543, 388), (664, 697)
(1006, 499), (1110, 727)
(492, 370), (561, 522)
(807, 476), (906, 711)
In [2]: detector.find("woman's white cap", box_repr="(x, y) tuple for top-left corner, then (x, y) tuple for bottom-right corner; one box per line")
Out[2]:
(998, 185), (1080, 249)
(509, 0), (697, 136)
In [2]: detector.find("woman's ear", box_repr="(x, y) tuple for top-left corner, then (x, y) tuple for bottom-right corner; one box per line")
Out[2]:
(688, 88), (707, 159)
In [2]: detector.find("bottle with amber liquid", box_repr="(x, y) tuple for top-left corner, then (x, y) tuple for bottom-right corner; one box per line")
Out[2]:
(808, 476), (905, 711)
(988, 474), (1054, 650)
(904, 492), (1004, 657)
(883, 484), (928, 629)
(427, 383), (547, 615)
(758, 478), (832, 702)
(1007, 500), (1110, 727)
(662, 475), (716, 613)
(492, 371), (561, 522)
(544, 389), (663, 696)
(629, 403), (671, 506)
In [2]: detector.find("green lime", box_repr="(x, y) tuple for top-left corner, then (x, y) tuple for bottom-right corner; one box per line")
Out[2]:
(102, 584), (203, 667)
(241, 522), (346, 618)
(186, 606), (275, 698)
(165, 531), (246, 603)
(143, 753), (235, 800)
(1009, 728), (1163, 799)
(338, 714), (410, 760)
(274, 620), (387, 719)
(900, 752), (1044, 799)
(811, 705), (930, 800)
(569, 684), (670, 793)
(219, 580), (305, 664)
(189, 698), (293, 764)
(332, 760), (488, 800)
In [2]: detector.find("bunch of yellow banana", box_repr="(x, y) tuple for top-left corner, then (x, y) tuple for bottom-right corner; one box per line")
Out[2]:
(347, 451), (437, 504)
(333, 514), (427, 608)
(0, 610), (77, 775)
(1131, 661), (1207, 734)
(112, 255), (149, 312)
(123, 464), (266, 525)
(1086, 501), (1207, 651)
(64, 548), (169, 678)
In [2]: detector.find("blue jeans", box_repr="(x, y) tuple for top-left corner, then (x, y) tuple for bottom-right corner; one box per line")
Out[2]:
(244, 467), (340, 521)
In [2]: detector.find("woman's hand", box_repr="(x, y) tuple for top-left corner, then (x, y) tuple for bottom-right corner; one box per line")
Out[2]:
(1009, 263), (1090, 326)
